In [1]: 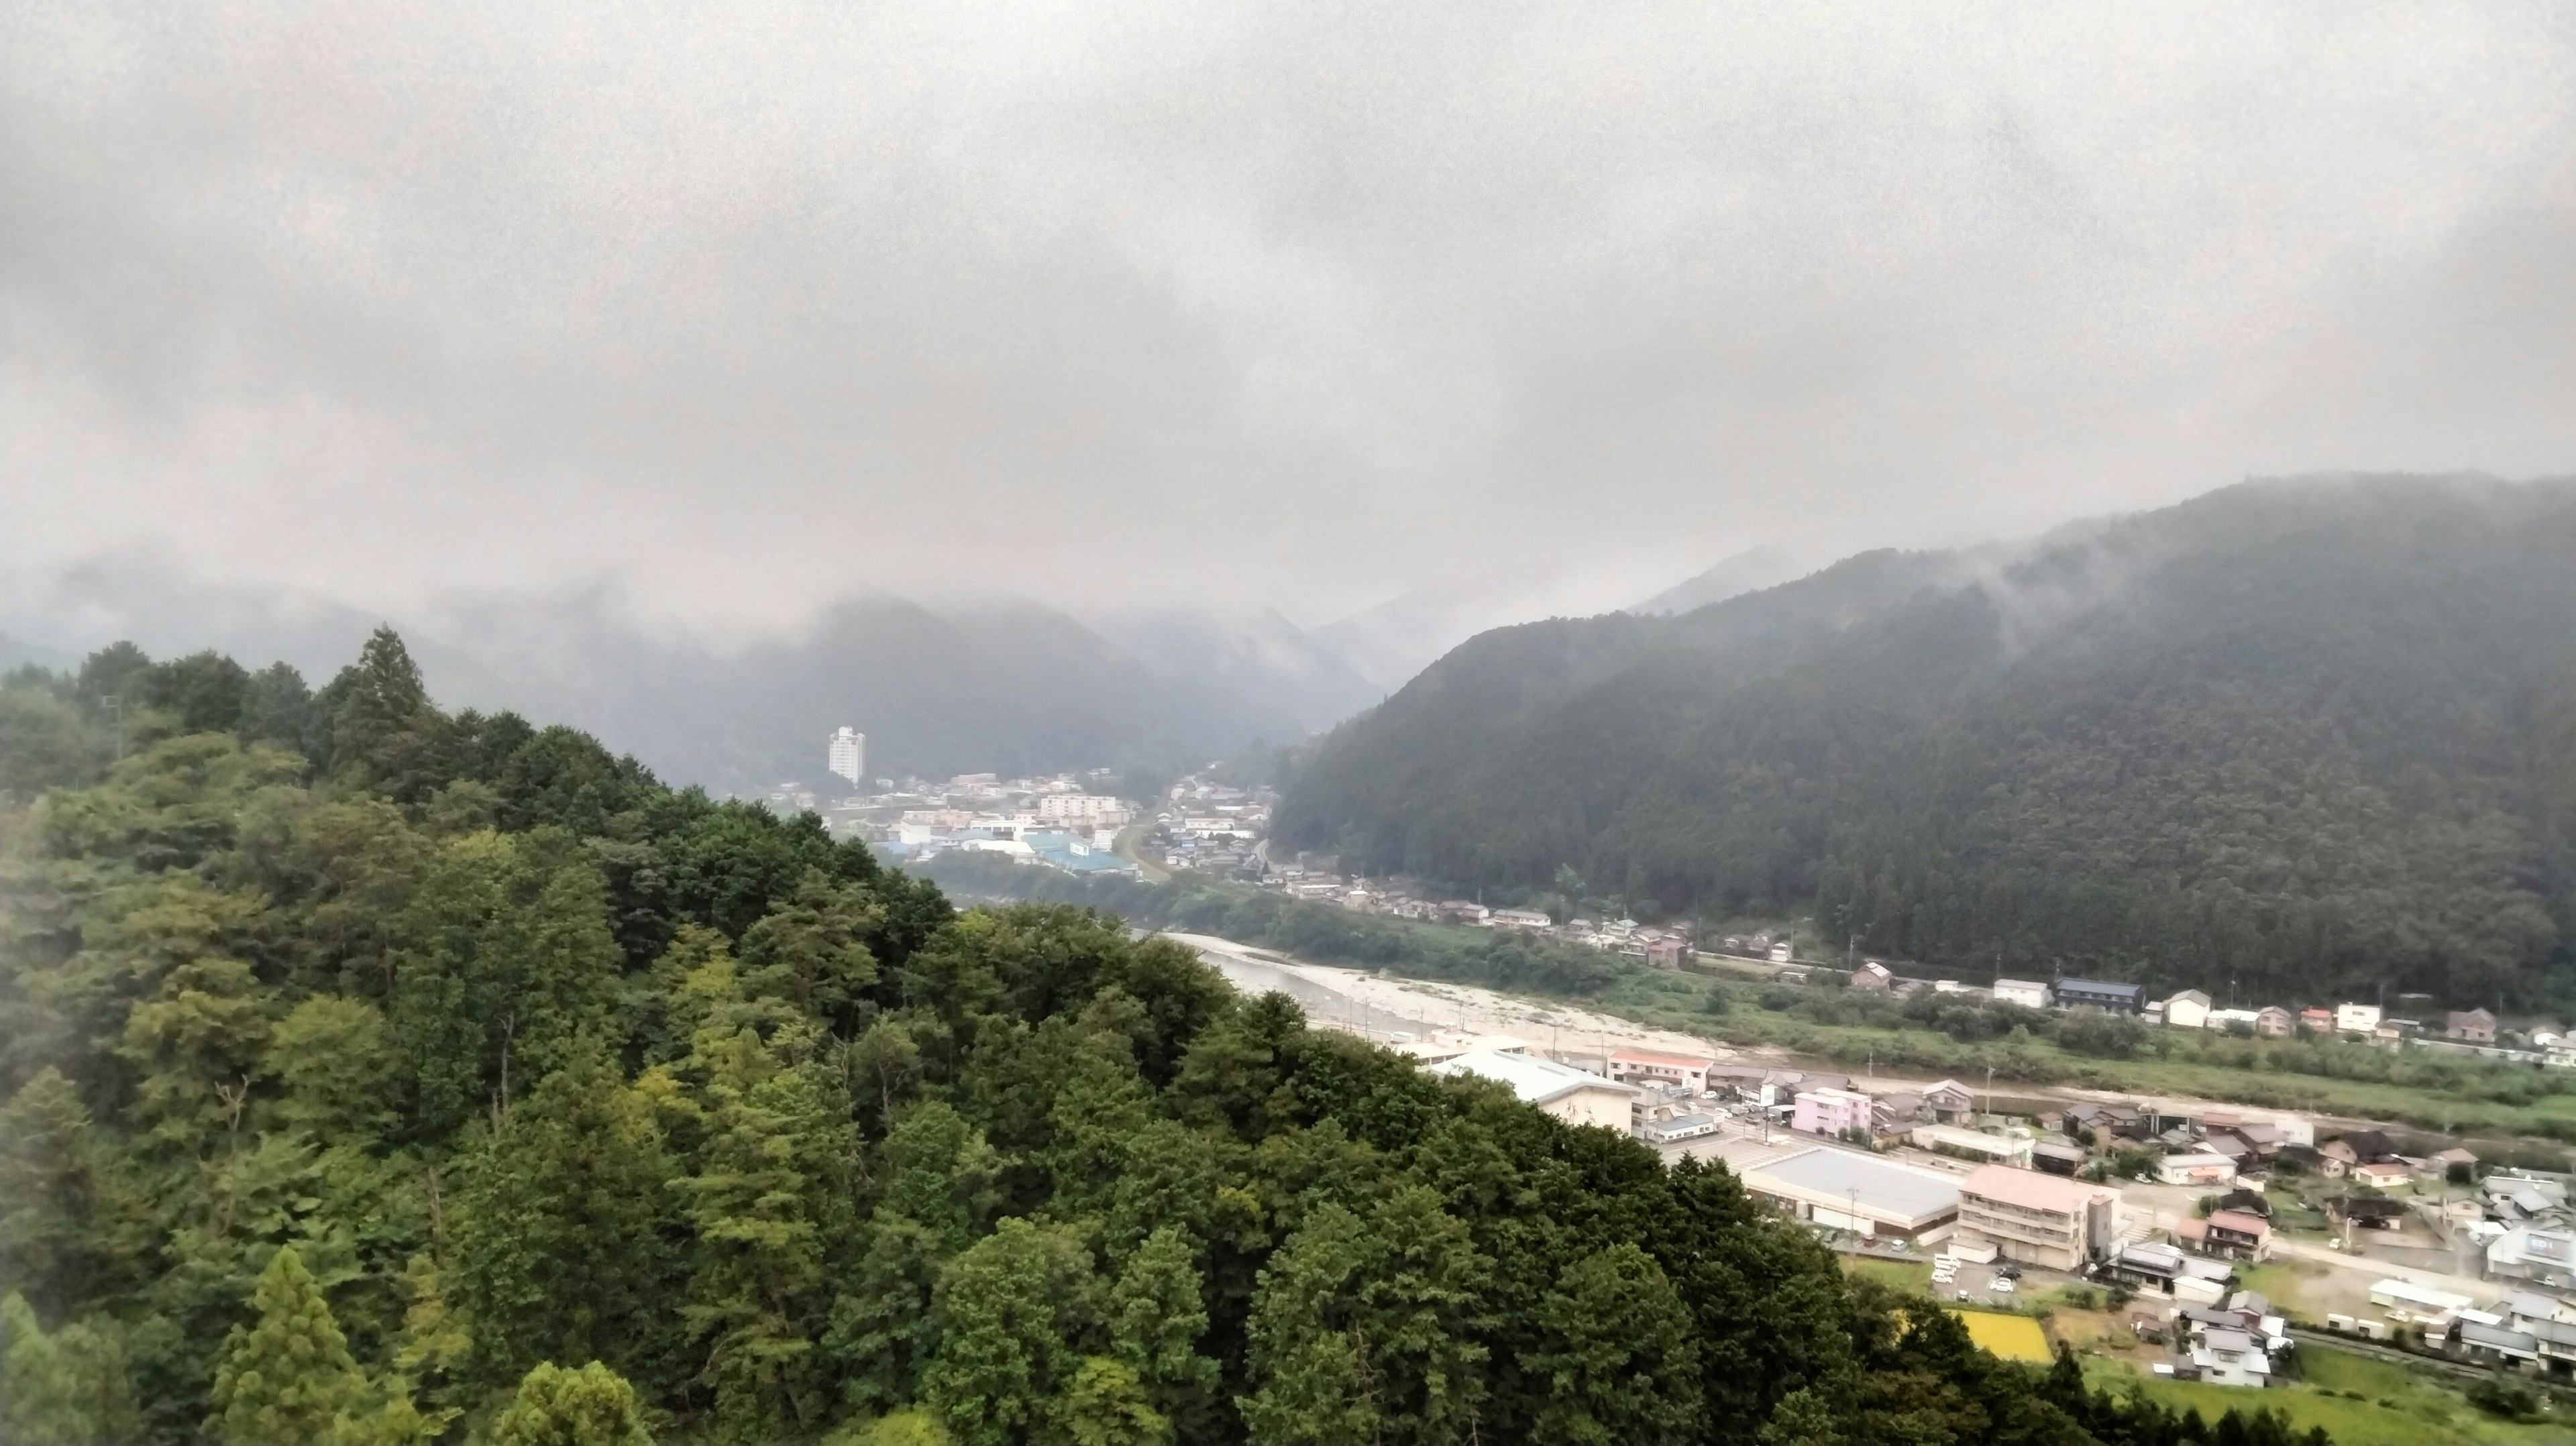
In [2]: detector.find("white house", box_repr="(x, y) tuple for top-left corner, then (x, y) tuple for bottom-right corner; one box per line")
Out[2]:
(2163, 991), (2212, 1030)
(2204, 1008), (2261, 1032)
(2337, 1003), (2383, 1036)
(1993, 979), (2052, 1009)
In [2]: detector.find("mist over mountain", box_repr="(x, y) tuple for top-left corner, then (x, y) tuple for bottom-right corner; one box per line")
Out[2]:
(4, 567), (1378, 788)
(1631, 546), (1808, 616)
(1276, 474), (2576, 1007)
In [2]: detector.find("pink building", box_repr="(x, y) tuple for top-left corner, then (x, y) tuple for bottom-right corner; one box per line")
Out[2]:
(1792, 1087), (1876, 1137)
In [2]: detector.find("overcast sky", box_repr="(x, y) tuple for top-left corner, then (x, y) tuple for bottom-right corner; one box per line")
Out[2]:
(5, 2), (2573, 638)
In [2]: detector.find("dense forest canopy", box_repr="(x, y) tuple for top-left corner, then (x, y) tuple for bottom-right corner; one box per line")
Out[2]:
(1274, 476), (2576, 1008)
(0, 632), (2324, 1444)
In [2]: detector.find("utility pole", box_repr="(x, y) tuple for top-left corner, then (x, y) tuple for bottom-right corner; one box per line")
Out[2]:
(103, 695), (124, 761)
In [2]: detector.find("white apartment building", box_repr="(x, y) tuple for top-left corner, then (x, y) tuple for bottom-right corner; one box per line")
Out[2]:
(2337, 1003), (2383, 1035)
(1992, 979), (2052, 1009)
(1036, 793), (1130, 825)
(827, 726), (867, 786)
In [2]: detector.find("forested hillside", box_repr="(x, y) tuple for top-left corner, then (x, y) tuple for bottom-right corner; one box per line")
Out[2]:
(0, 634), (2316, 1444)
(1275, 476), (2576, 1007)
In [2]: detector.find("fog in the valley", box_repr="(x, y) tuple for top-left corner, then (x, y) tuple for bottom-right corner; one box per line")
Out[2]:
(5, 4), (2575, 775)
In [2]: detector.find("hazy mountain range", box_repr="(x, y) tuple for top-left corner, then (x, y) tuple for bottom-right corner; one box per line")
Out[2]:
(1275, 474), (2576, 1006)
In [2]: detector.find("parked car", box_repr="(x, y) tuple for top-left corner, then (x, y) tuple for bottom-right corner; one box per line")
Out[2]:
(1989, 1278), (2016, 1294)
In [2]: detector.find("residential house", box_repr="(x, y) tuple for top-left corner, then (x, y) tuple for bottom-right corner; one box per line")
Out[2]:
(2299, 1007), (2334, 1033)
(2204, 1008), (2262, 1033)
(2461, 1321), (2542, 1368)
(2353, 1160), (2413, 1190)
(1911, 1124), (2031, 1166)
(2426, 1146), (2479, 1182)
(1952, 1166), (2121, 1271)
(2063, 1102), (2149, 1146)
(2163, 991), (2212, 1030)
(1923, 1078), (1978, 1123)
(2055, 979), (2145, 1013)
(1874, 1091), (1927, 1128)
(2336, 1002), (2383, 1035)
(2192, 1210), (2271, 1262)
(1644, 937), (1690, 969)
(2032, 1139), (2090, 1176)
(1791, 1087), (1877, 1137)
(2447, 1008), (2498, 1044)
(2254, 1007), (2294, 1038)
(1849, 960), (1894, 992)
(1992, 979), (2053, 1009)
(2188, 1327), (2273, 1388)
(1640, 1111), (1720, 1144)
(2158, 1152), (2241, 1188)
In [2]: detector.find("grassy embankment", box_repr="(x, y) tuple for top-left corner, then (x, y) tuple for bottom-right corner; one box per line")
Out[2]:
(916, 853), (2576, 1150)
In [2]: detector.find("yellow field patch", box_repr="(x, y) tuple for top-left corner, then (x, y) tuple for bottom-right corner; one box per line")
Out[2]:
(1951, 1309), (2051, 1362)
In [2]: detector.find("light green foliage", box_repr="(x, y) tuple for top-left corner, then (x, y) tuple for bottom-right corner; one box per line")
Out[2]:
(877, 1102), (1000, 1254)
(1055, 1356), (1169, 1446)
(208, 1246), (366, 1446)
(0, 1070), (130, 1315)
(832, 1408), (953, 1446)
(1, 1292), (142, 1445)
(676, 1029), (857, 1442)
(486, 1360), (654, 1446)
(920, 1218), (1102, 1446)
(117, 956), (270, 1152)
(261, 998), (399, 1141)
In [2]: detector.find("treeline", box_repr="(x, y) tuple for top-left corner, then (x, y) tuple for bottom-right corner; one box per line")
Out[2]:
(1275, 478), (2576, 1009)
(0, 633), (2326, 1445)
(916, 852), (1639, 1000)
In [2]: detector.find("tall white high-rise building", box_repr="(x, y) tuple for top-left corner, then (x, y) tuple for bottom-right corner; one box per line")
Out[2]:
(827, 726), (866, 787)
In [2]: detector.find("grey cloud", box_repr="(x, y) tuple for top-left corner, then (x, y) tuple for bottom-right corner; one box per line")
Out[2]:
(3, 2), (2572, 638)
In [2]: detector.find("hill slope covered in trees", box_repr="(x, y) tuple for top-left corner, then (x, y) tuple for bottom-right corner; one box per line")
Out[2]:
(1275, 476), (2576, 1008)
(0, 634), (2316, 1444)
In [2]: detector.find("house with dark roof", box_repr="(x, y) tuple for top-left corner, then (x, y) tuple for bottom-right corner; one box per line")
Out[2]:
(2055, 979), (2145, 1013)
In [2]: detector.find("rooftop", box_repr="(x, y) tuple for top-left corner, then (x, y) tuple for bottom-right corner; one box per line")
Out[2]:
(1428, 1050), (1635, 1107)
(1611, 1048), (1721, 1068)
(1960, 1164), (2116, 1215)
(1740, 1148), (1962, 1225)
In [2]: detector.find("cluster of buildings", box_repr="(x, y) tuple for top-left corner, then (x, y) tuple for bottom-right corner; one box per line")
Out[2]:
(1142, 777), (1273, 877)
(859, 771), (1140, 878)
(1257, 863), (1701, 962)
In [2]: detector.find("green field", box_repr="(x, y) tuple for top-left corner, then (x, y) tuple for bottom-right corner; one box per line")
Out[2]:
(2087, 1347), (2575, 1445)
(1841, 1256), (1933, 1293)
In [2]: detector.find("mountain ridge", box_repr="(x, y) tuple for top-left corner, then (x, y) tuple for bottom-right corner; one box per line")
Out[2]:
(1274, 474), (2576, 1006)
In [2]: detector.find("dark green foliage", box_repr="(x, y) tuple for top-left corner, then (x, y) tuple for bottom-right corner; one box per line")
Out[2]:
(0, 630), (2338, 1446)
(1276, 478), (2576, 1006)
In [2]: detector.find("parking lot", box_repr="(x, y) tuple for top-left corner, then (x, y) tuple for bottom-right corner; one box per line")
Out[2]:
(1931, 1254), (2036, 1306)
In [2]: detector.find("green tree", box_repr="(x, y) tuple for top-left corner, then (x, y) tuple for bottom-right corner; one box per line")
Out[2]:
(1106, 1227), (1218, 1437)
(454, 1048), (678, 1392)
(1525, 1243), (1703, 1446)
(677, 1032), (857, 1443)
(1240, 1187), (1493, 1446)
(740, 869), (883, 1035)
(262, 997), (400, 1141)
(0, 1292), (142, 1446)
(920, 1218), (1103, 1446)
(1054, 1356), (1167, 1446)
(487, 1360), (655, 1446)
(320, 628), (450, 801)
(0, 1070), (140, 1317)
(207, 1245), (366, 1446)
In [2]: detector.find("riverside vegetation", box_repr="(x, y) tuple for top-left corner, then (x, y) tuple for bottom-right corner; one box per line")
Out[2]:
(926, 854), (2576, 1150)
(0, 633), (2346, 1445)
